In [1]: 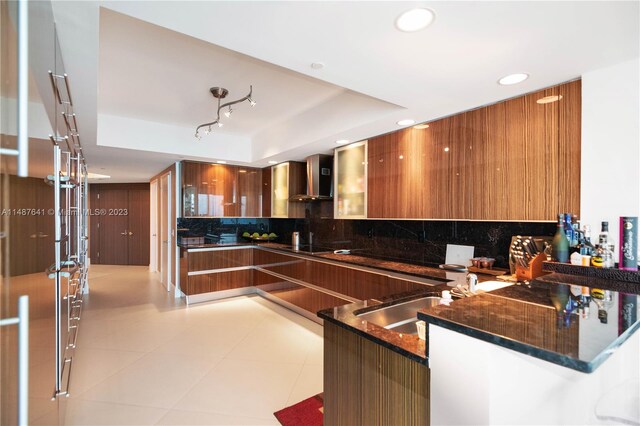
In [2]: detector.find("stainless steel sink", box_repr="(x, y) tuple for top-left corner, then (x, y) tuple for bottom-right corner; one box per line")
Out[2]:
(356, 296), (441, 335)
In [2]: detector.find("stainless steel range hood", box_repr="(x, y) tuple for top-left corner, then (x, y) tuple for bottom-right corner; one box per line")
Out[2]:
(289, 154), (333, 201)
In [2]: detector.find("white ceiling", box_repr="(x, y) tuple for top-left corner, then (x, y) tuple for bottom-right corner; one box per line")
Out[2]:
(47, 0), (639, 182)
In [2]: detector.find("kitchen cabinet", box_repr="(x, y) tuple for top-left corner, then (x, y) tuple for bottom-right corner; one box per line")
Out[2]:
(324, 322), (430, 426)
(237, 167), (262, 217)
(261, 166), (271, 217)
(270, 162), (306, 218)
(469, 85), (563, 220)
(367, 80), (580, 221)
(206, 163), (237, 217)
(181, 161), (263, 217)
(335, 141), (367, 219)
(179, 246), (254, 296)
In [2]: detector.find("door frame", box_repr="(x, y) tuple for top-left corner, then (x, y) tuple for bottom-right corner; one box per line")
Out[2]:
(149, 179), (158, 273)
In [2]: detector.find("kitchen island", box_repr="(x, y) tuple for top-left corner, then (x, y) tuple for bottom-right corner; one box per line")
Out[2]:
(320, 273), (640, 425)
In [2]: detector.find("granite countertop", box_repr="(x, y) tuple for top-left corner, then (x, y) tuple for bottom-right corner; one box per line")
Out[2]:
(418, 273), (640, 373)
(318, 287), (451, 366)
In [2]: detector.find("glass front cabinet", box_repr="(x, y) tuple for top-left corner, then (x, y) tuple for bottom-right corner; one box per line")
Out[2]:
(334, 141), (367, 219)
(271, 162), (290, 218)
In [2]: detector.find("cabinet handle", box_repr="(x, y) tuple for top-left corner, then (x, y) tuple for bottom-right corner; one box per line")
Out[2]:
(120, 230), (128, 236)
(2, 1), (30, 176)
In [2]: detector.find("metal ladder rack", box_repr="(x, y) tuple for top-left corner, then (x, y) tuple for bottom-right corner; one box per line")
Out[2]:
(46, 69), (89, 398)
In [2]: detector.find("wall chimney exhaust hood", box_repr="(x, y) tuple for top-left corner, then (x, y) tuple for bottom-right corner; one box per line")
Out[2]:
(290, 154), (333, 201)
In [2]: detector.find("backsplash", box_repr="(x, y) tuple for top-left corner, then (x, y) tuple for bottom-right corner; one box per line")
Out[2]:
(178, 215), (555, 269)
(268, 217), (555, 269)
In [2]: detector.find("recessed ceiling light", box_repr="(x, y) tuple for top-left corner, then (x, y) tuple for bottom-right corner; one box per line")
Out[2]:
(216, 160), (227, 164)
(335, 139), (350, 145)
(395, 8), (435, 32)
(397, 119), (416, 126)
(498, 73), (529, 85)
(311, 62), (325, 70)
(537, 95), (563, 104)
(268, 160), (278, 164)
(413, 124), (429, 130)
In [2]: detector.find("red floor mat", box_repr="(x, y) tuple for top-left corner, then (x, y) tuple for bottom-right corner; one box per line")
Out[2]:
(274, 393), (323, 426)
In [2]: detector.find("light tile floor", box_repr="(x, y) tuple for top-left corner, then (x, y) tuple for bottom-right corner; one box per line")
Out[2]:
(33, 265), (324, 425)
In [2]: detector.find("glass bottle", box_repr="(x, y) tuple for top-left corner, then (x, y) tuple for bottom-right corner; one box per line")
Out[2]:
(552, 214), (569, 263)
(598, 221), (616, 266)
(564, 213), (575, 246)
(579, 225), (594, 256)
(591, 245), (605, 267)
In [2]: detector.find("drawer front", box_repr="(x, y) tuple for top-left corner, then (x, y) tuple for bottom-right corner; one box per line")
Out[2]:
(255, 270), (351, 315)
(188, 248), (253, 271)
(210, 269), (253, 292)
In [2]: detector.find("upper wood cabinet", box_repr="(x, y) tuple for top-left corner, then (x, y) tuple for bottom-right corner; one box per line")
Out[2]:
(366, 80), (580, 221)
(335, 141), (367, 219)
(271, 161), (306, 218)
(181, 161), (263, 217)
(261, 166), (272, 217)
(237, 167), (262, 217)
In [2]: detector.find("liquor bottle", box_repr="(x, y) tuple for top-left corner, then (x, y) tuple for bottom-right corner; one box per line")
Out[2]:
(591, 245), (605, 267)
(591, 288), (611, 324)
(552, 214), (569, 263)
(571, 215), (580, 247)
(579, 225), (595, 256)
(579, 286), (591, 319)
(598, 221), (616, 267)
(564, 213), (575, 246)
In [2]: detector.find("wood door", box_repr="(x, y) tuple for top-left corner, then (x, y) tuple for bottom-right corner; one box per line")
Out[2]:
(127, 187), (150, 265)
(95, 187), (129, 265)
(7, 176), (39, 275)
(91, 183), (150, 265)
(237, 167), (262, 217)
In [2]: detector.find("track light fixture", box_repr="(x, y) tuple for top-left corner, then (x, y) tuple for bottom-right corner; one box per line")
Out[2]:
(195, 85), (255, 139)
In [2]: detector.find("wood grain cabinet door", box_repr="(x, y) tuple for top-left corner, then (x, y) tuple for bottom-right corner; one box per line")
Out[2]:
(207, 164), (238, 217)
(237, 167), (262, 217)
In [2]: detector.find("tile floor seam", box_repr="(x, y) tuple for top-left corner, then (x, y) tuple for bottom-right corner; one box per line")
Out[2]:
(282, 362), (307, 407)
(164, 356), (226, 412)
(154, 407), (280, 425)
(66, 350), (155, 400)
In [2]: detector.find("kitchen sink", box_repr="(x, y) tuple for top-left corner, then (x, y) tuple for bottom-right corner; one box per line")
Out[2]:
(356, 296), (441, 335)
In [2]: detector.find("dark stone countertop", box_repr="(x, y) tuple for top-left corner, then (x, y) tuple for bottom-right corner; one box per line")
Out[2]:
(418, 273), (640, 373)
(318, 287), (451, 366)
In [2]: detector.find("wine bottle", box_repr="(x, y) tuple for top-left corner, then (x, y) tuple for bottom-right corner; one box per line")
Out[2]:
(552, 214), (569, 263)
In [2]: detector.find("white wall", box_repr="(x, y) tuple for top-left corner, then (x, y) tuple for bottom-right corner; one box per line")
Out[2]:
(581, 58), (640, 260)
(430, 324), (640, 425)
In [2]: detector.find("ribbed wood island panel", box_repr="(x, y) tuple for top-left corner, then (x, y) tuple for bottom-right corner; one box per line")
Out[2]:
(324, 322), (430, 426)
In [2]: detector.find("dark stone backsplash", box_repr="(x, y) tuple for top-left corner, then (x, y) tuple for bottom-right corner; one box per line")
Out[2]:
(178, 214), (555, 269)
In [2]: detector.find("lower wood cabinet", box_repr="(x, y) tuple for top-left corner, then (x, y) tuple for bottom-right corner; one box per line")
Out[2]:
(254, 270), (351, 315)
(324, 321), (430, 425)
(181, 247), (437, 317)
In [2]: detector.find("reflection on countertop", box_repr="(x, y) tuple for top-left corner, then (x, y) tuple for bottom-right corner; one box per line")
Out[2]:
(418, 274), (640, 373)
